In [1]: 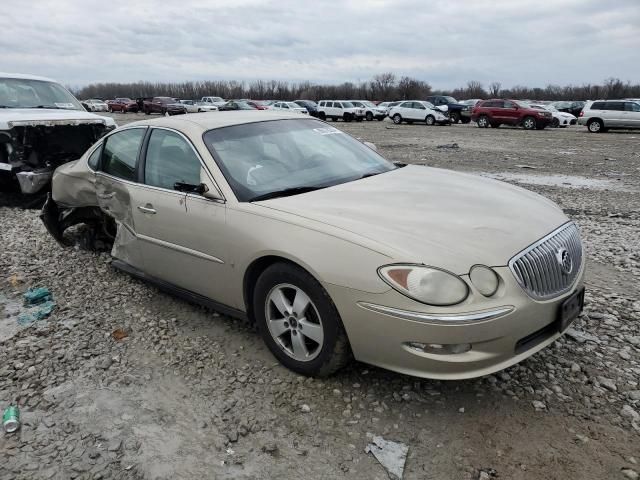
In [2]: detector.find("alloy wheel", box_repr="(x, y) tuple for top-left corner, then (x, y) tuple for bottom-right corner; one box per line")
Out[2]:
(265, 283), (324, 362)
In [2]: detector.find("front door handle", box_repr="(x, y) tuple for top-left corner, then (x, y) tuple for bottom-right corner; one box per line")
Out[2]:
(137, 205), (156, 214)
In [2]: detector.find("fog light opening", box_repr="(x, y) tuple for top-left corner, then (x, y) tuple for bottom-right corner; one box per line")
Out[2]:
(405, 342), (472, 355)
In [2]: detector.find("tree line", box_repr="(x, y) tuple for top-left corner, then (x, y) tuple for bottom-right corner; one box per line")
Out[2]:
(72, 74), (640, 102)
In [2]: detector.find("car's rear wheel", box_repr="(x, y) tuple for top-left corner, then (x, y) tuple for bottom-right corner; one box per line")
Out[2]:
(522, 116), (536, 130)
(551, 118), (560, 128)
(392, 114), (402, 124)
(450, 111), (461, 124)
(425, 115), (435, 126)
(365, 112), (373, 121)
(343, 113), (352, 122)
(318, 112), (326, 121)
(477, 115), (489, 128)
(254, 263), (351, 377)
(587, 119), (603, 133)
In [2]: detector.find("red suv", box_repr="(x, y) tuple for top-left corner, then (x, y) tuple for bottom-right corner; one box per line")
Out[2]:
(471, 99), (552, 130)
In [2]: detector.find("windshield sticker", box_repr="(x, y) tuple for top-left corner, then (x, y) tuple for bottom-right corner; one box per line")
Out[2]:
(313, 127), (344, 135)
(54, 103), (76, 109)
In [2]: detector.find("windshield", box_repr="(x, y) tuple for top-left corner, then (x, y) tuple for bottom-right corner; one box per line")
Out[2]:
(360, 101), (376, 107)
(181, 100), (194, 105)
(513, 100), (530, 108)
(286, 102), (300, 109)
(0, 77), (84, 110)
(341, 101), (355, 108)
(203, 119), (395, 202)
(444, 96), (457, 104)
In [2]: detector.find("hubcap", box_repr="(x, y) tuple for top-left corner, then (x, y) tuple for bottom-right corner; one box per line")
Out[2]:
(265, 283), (324, 362)
(525, 119), (534, 128)
(590, 122), (600, 132)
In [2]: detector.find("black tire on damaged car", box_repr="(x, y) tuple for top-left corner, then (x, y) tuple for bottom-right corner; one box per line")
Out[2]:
(450, 111), (461, 123)
(253, 262), (352, 377)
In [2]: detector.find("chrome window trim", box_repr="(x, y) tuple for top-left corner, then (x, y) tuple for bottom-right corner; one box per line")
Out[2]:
(358, 302), (514, 325)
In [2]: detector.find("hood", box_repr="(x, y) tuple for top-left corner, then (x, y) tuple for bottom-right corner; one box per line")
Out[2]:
(257, 166), (568, 274)
(0, 108), (116, 129)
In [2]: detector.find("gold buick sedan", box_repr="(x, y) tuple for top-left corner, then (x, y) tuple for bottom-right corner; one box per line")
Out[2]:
(41, 112), (585, 379)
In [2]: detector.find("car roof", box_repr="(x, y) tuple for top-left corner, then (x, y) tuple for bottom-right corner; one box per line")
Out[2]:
(124, 111), (308, 133)
(0, 72), (58, 82)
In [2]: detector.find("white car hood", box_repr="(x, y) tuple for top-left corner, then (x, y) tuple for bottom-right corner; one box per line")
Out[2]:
(258, 165), (569, 273)
(0, 108), (115, 129)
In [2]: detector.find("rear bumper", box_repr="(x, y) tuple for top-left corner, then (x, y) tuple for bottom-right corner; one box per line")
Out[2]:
(326, 265), (585, 380)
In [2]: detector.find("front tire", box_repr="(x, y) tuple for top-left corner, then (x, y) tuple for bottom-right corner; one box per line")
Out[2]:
(253, 263), (352, 377)
(477, 115), (489, 128)
(365, 112), (373, 121)
(522, 116), (536, 130)
(551, 118), (560, 128)
(450, 111), (461, 124)
(425, 115), (435, 126)
(392, 114), (402, 124)
(587, 119), (603, 133)
(318, 112), (326, 121)
(343, 113), (352, 122)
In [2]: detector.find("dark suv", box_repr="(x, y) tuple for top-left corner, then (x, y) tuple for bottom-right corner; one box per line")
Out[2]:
(144, 97), (187, 116)
(425, 95), (468, 123)
(471, 99), (552, 130)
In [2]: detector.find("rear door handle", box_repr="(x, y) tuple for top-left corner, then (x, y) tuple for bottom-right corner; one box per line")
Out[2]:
(137, 205), (156, 214)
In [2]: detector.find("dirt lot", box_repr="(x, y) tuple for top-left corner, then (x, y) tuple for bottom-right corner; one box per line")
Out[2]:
(1, 113), (639, 480)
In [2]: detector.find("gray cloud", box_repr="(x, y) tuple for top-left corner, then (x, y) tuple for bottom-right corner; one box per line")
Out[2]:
(1, 0), (639, 88)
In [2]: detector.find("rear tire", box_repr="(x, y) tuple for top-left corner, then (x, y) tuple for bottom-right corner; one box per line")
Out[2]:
(392, 114), (402, 124)
(450, 111), (461, 124)
(365, 112), (373, 121)
(587, 119), (603, 133)
(343, 113), (352, 122)
(253, 263), (352, 377)
(319, 111), (326, 121)
(477, 115), (490, 128)
(522, 116), (536, 130)
(425, 115), (435, 126)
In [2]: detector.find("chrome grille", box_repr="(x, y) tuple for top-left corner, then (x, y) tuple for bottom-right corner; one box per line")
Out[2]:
(509, 223), (583, 300)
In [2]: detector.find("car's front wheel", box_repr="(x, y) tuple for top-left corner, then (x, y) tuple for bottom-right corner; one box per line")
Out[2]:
(392, 114), (402, 124)
(318, 111), (326, 121)
(425, 115), (435, 126)
(551, 118), (560, 128)
(522, 116), (536, 130)
(450, 111), (460, 124)
(477, 115), (489, 128)
(365, 112), (373, 121)
(254, 263), (351, 377)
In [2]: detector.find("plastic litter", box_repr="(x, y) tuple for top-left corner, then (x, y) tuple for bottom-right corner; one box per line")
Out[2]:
(17, 287), (56, 325)
(365, 435), (408, 480)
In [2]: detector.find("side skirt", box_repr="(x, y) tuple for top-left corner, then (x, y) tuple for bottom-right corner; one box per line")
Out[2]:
(111, 259), (248, 322)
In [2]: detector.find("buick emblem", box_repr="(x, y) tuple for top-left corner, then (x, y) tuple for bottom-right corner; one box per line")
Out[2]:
(556, 248), (573, 275)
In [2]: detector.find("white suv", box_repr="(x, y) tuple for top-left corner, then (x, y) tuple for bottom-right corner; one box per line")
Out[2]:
(388, 101), (450, 126)
(317, 100), (365, 122)
(348, 100), (387, 121)
(578, 100), (640, 132)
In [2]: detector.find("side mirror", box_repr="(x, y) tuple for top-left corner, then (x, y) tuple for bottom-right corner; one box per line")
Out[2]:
(174, 182), (209, 195)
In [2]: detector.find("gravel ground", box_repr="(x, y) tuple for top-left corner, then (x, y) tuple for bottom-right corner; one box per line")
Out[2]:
(1, 113), (639, 480)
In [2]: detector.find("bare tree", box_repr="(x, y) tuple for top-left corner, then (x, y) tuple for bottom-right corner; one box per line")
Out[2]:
(488, 81), (501, 97)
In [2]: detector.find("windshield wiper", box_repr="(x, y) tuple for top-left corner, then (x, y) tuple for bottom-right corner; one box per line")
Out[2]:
(250, 186), (326, 202)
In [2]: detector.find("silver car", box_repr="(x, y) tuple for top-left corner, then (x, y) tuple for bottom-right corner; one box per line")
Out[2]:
(41, 112), (585, 379)
(578, 99), (640, 132)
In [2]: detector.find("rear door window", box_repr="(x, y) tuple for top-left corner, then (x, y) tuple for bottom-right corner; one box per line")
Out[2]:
(144, 129), (202, 191)
(591, 102), (605, 110)
(625, 102), (640, 112)
(101, 128), (145, 181)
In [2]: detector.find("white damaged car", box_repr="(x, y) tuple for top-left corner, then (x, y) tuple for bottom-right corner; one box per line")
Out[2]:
(529, 103), (577, 128)
(0, 73), (116, 194)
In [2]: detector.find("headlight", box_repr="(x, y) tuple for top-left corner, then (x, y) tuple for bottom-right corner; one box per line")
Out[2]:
(378, 264), (469, 306)
(469, 265), (499, 297)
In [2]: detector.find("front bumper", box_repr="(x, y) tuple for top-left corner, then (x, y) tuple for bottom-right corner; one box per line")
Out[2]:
(326, 264), (585, 380)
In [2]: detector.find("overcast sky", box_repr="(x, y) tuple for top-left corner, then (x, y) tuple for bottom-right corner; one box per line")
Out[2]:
(2, 0), (639, 89)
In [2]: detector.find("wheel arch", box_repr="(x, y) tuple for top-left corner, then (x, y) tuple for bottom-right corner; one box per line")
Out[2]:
(243, 254), (323, 323)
